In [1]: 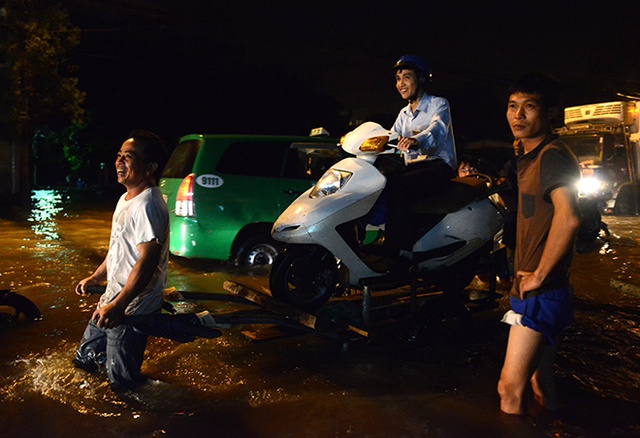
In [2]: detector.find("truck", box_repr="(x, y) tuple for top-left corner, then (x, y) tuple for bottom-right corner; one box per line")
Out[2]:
(554, 100), (640, 215)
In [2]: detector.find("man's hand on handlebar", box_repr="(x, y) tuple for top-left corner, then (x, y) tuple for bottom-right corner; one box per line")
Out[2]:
(75, 277), (102, 297)
(396, 136), (419, 152)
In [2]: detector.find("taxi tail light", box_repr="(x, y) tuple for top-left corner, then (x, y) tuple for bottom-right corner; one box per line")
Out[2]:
(175, 173), (195, 217)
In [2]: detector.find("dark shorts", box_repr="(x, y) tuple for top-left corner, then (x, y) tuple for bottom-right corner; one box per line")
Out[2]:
(509, 287), (574, 345)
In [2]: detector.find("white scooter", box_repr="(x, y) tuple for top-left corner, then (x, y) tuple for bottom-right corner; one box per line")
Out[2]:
(270, 122), (507, 310)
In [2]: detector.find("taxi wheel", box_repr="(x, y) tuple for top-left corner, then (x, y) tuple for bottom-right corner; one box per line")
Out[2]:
(234, 234), (282, 267)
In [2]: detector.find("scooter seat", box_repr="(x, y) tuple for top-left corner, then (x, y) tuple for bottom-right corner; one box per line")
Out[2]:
(410, 177), (488, 215)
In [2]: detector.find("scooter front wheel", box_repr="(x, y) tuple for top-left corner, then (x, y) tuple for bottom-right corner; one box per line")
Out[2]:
(269, 245), (339, 311)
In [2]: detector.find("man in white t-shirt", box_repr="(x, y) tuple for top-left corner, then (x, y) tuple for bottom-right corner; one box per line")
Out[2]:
(73, 130), (169, 392)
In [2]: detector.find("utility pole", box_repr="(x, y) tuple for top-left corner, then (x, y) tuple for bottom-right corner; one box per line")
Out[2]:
(17, 24), (31, 211)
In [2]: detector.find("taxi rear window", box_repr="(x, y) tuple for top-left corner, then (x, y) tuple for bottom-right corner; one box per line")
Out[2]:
(161, 139), (201, 178)
(216, 141), (288, 177)
(216, 141), (343, 180)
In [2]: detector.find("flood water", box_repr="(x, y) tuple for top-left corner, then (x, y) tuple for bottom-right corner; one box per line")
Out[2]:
(1, 189), (638, 437)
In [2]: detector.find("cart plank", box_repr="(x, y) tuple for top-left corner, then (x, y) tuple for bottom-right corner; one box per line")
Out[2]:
(223, 281), (317, 330)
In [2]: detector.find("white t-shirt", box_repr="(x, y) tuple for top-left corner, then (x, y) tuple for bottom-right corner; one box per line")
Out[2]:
(99, 186), (169, 315)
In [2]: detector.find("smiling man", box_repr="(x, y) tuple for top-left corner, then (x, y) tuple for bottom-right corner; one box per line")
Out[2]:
(497, 74), (581, 415)
(378, 55), (457, 253)
(391, 55), (456, 167)
(73, 130), (169, 392)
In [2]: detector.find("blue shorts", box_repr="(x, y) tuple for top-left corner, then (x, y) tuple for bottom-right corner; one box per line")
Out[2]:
(508, 287), (574, 345)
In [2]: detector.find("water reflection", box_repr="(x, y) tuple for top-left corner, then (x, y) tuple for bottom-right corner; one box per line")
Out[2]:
(1, 194), (639, 437)
(28, 189), (64, 240)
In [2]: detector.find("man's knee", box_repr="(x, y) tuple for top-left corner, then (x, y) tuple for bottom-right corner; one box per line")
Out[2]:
(74, 324), (107, 372)
(497, 376), (510, 399)
(497, 373), (524, 401)
(72, 354), (103, 373)
(497, 377), (524, 414)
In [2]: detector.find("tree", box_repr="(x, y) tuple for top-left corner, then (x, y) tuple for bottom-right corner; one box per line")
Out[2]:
(3, 0), (85, 125)
(1, 0), (85, 204)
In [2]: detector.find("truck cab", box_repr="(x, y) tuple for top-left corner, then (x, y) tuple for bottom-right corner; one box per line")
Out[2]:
(555, 101), (640, 215)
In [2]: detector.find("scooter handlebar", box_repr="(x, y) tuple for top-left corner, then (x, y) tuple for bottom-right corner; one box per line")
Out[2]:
(80, 285), (106, 295)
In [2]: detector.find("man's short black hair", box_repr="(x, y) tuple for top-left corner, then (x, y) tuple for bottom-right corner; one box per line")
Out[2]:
(508, 73), (560, 111)
(128, 130), (167, 177)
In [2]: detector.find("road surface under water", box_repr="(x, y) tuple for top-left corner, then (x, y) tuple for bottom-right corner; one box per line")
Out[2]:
(0, 189), (638, 437)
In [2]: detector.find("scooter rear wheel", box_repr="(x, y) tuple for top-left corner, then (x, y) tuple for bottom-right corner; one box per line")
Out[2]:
(269, 245), (339, 311)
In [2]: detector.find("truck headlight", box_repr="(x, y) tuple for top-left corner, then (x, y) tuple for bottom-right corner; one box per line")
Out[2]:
(579, 176), (602, 196)
(310, 169), (352, 198)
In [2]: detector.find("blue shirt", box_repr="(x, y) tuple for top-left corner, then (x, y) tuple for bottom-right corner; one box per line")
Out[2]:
(392, 93), (457, 169)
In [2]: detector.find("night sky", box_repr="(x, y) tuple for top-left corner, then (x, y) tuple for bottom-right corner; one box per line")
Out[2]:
(63, 0), (640, 149)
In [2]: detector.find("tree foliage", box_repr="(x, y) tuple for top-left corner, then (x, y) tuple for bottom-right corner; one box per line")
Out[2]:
(2, 0), (85, 128)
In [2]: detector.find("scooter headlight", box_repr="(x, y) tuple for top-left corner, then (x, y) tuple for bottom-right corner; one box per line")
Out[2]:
(309, 169), (353, 198)
(359, 136), (389, 152)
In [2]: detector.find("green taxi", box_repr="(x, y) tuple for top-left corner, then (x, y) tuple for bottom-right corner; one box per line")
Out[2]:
(159, 132), (342, 266)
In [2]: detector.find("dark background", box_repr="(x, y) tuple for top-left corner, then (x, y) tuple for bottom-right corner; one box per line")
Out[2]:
(63, 0), (640, 150)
